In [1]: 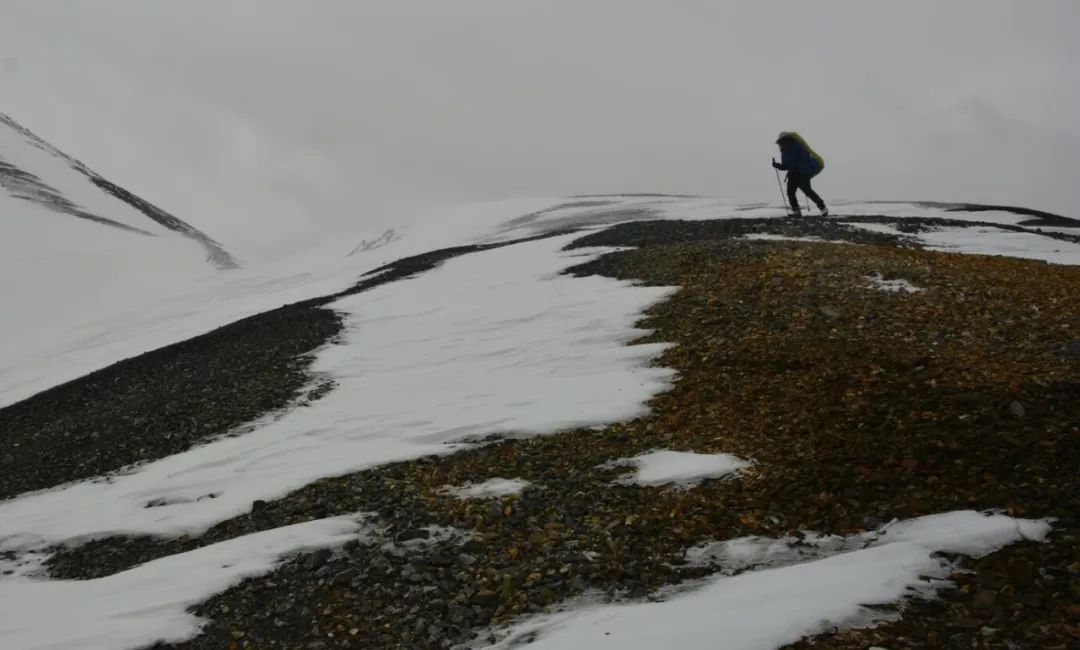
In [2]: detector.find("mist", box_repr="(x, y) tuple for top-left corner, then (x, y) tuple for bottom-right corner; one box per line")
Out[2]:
(2, 1), (1077, 258)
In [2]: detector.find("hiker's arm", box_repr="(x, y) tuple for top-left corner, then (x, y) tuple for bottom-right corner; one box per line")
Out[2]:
(774, 146), (796, 170)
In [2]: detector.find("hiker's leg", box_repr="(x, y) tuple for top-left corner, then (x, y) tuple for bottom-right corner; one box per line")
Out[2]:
(786, 174), (801, 213)
(798, 176), (826, 210)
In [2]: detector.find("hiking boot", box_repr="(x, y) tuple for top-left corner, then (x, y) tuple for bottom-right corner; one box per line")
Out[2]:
(819, 205), (829, 217)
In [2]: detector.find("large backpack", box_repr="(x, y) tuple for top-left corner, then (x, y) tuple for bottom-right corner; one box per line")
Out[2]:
(789, 132), (825, 178)
(778, 131), (825, 178)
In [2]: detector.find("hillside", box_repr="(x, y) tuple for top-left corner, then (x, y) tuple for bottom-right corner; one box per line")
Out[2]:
(0, 113), (242, 401)
(0, 113), (235, 267)
(1, 197), (1078, 649)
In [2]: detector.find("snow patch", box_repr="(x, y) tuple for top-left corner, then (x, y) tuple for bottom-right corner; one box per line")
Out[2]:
(864, 273), (925, 293)
(918, 226), (1080, 265)
(742, 233), (827, 243)
(476, 511), (1050, 650)
(444, 478), (532, 499)
(0, 516), (365, 650)
(684, 532), (850, 573)
(611, 450), (751, 487)
(848, 222), (905, 237)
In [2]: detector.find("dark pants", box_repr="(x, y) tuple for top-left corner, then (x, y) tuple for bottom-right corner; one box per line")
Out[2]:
(787, 172), (825, 214)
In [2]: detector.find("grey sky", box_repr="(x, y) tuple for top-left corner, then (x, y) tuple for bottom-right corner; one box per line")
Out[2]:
(2, 1), (1078, 257)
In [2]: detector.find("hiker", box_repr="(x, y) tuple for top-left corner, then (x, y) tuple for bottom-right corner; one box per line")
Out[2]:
(772, 132), (828, 217)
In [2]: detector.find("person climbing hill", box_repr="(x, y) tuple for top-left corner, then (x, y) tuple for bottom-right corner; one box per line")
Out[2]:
(772, 132), (828, 217)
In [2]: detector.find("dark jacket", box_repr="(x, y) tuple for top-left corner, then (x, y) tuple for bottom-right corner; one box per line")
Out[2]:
(775, 133), (824, 178)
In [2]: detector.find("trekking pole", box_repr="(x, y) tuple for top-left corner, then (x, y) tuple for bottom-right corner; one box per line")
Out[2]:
(774, 167), (786, 212)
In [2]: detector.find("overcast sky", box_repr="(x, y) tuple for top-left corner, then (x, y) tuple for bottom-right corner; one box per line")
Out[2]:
(2, 1), (1078, 257)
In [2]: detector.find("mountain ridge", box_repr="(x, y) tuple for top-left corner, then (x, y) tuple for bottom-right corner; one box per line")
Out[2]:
(0, 112), (237, 269)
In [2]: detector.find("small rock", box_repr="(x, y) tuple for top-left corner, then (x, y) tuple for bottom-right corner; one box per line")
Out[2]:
(1006, 557), (1035, 587)
(819, 306), (841, 319)
(976, 568), (1008, 590)
(472, 589), (499, 606)
(969, 589), (997, 614)
(396, 528), (431, 542)
(428, 552), (454, 567)
(332, 568), (360, 585)
(1007, 400), (1025, 418)
(450, 606), (471, 624)
(251, 499), (268, 514)
(950, 616), (983, 630)
(457, 553), (477, 567)
(1064, 339), (1080, 357)
(304, 548), (332, 571)
(461, 540), (484, 554)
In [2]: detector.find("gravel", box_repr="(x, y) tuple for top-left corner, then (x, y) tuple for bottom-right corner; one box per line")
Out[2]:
(0, 305), (343, 500)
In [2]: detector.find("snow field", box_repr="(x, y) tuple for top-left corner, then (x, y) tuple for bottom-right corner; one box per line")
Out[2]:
(0, 233), (675, 567)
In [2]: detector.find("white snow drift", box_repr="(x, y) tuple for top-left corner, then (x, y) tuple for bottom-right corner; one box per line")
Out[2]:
(611, 450), (751, 487)
(864, 273), (925, 293)
(0, 516), (364, 650)
(478, 511), (1050, 650)
(444, 478), (532, 499)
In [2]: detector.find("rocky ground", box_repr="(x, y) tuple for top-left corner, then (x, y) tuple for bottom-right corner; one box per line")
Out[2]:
(6, 215), (1080, 648)
(0, 304), (343, 500)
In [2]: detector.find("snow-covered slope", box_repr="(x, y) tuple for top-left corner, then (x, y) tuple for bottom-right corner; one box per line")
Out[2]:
(0, 113), (235, 266)
(0, 113), (244, 397)
(1, 193), (1077, 649)
(4, 194), (1079, 408)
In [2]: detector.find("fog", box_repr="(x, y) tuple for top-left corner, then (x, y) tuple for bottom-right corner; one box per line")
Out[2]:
(2, 1), (1077, 257)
